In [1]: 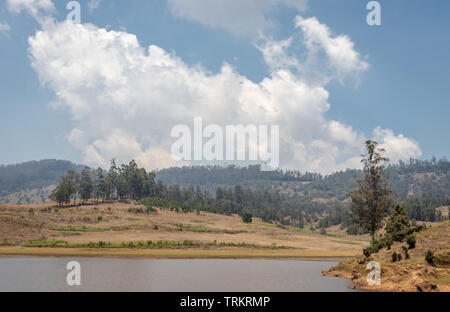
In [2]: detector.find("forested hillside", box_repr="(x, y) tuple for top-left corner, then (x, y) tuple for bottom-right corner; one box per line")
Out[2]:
(155, 159), (450, 202)
(155, 158), (450, 224)
(0, 160), (84, 204)
(0, 158), (449, 226)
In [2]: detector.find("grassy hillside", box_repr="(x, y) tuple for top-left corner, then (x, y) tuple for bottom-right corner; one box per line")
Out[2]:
(0, 201), (369, 258)
(324, 221), (450, 292)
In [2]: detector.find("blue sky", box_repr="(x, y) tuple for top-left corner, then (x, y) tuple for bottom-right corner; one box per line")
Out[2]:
(0, 0), (449, 172)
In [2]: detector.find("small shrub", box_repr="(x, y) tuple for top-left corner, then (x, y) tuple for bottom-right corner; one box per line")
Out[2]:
(425, 250), (435, 266)
(363, 248), (372, 258)
(406, 235), (416, 249)
(392, 252), (398, 263)
(97, 216), (103, 222)
(385, 238), (393, 250)
(402, 246), (410, 259)
(242, 211), (252, 224)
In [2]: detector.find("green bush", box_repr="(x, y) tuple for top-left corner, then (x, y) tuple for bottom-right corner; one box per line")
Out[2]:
(406, 235), (416, 249)
(425, 250), (435, 266)
(385, 238), (393, 250)
(402, 246), (410, 259)
(370, 239), (384, 254)
(242, 211), (253, 223)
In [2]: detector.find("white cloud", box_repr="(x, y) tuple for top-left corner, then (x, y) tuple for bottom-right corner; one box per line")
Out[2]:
(257, 37), (301, 73)
(7, 0), (54, 16)
(88, 0), (101, 13)
(7, 0), (55, 25)
(257, 16), (369, 86)
(168, 0), (308, 36)
(19, 2), (420, 173)
(0, 23), (11, 36)
(373, 127), (422, 163)
(295, 16), (370, 83)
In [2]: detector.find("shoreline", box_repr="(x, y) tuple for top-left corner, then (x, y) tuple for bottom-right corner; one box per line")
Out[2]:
(0, 246), (354, 261)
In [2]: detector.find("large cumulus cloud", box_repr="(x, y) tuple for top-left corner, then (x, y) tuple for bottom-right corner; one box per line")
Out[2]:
(14, 1), (422, 173)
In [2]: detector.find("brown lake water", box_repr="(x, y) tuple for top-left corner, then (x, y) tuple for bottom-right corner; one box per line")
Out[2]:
(0, 258), (356, 292)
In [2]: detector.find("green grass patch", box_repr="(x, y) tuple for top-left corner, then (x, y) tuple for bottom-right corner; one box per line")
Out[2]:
(24, 239), (68, 247)
(127, 217), (142, 222)
(48, 225), (110, 232)
(61, 231), (82, 236)
(23, 239), (291, 250)
(173, 223), (244, 234)
(0, 241), (19, 247)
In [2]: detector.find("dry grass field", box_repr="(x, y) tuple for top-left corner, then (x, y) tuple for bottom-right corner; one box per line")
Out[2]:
(0, 201), (369, 258)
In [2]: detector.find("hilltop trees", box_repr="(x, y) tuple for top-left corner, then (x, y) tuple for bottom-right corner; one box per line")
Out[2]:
(79, 167), (93, 204)
(51, 160), (157, 206)
(49, 169), (79, 206)
(94, 168), (106, 204)
(350, 140), (394, 241)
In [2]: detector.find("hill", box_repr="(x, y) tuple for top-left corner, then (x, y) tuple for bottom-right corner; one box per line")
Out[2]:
(155, 159), (450, 203)
(1, 158), (449, 226)
(324, 221), (450, 292)
(0, 160), (84, 204)
(0, 201), (368, 259)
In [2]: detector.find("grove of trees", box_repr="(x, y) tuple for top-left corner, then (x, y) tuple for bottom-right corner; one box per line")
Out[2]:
(50, 159), (157, 206)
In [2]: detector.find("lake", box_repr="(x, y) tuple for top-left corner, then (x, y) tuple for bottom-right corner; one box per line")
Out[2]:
(0, 258), (355, 292)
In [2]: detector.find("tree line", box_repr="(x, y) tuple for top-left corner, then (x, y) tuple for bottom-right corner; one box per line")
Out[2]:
(50, 159), (157, 206)
(50, 159), (333, 227)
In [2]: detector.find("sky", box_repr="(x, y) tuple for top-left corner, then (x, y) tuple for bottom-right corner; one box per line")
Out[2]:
(0, 0), (449, 173)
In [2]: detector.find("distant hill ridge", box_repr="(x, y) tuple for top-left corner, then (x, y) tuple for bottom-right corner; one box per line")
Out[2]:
(0, 158), (449, 206)
(0, 160), (84, 204)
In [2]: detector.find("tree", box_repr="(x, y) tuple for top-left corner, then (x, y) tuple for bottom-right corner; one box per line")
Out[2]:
(79, 167), (93, 204)
(385, 204), (411, 242)
(105, 159), (118, 201)
(94, 167), (106, 204)
(350, 140), (394, 241)
(50, 170), (78, 207)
